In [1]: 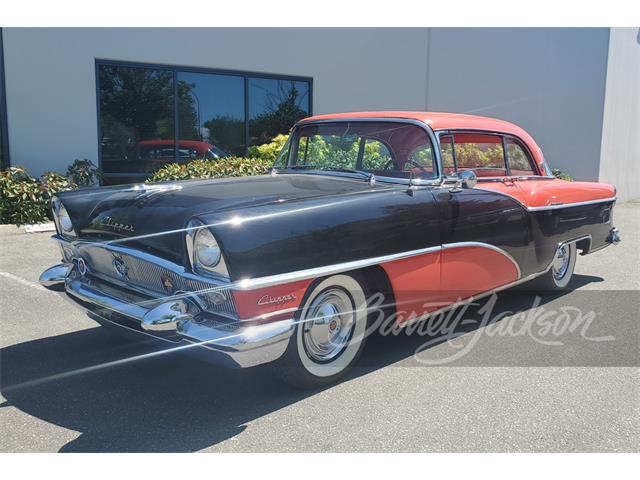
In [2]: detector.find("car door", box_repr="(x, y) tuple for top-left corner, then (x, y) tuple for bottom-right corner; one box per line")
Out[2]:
(434, 133), (533, 303)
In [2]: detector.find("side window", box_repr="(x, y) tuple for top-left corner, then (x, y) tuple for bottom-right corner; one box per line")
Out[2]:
(362, 139), (393, 170)
(453, 133), (506, 177)
(506, 138), (536, 176)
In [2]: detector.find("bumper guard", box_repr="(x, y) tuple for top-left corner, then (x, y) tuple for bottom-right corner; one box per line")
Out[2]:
(39, 263), (294, 368)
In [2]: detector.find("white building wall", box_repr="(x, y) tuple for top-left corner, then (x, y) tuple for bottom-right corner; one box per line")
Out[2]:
(599, 28), (640, 202)
(426, 28), (611, 182)
(2, 28), (429, 175)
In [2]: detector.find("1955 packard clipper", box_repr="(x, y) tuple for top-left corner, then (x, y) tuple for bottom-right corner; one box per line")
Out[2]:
(40, 112), (620, 387)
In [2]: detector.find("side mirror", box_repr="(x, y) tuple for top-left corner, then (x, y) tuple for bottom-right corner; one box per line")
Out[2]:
(448, 170), (477, 192)
(459, 170), (477, 189)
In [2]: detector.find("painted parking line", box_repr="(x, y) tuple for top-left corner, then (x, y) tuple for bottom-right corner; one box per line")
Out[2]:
(0, 271), (48, 292)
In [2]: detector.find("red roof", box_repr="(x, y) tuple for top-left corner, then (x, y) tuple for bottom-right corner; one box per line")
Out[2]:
(298, 111), (545, 170)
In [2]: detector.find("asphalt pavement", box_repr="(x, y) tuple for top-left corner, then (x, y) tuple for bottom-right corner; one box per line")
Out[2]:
(1, 203), (638, 452)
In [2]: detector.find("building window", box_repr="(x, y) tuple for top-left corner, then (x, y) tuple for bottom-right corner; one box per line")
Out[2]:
(248, 78), (310, 147)
(97, 60), (312, 183)
(99, 64), (174, 176)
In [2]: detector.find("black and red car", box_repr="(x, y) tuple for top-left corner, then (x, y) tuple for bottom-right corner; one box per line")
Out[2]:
(40, 112), (620, 387)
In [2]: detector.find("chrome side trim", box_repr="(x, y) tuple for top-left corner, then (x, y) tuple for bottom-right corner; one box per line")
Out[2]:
(526, 197), (618, 212)
(236, 245), (442, 290)
(236, 242), (521, 290)
(474, 187), (617, 212)
(442, 241), (521, 279)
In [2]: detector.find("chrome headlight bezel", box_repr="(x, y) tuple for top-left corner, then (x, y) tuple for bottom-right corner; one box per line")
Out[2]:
(186, 219), (229, 279)
(52, 197), (76, 238)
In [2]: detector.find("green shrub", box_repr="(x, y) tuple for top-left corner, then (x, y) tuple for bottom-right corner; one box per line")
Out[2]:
(0, 167), (75, 225)
(247, 134), (289, 162)
(66, 158), (103, 187)
(147, 156), (273, 183)
(552, 169), (572, 181)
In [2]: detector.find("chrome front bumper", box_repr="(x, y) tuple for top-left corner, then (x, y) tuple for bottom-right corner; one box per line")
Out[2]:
(39, 263), (294, 368)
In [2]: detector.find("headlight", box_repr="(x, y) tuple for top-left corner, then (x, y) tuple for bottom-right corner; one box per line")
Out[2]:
(186, 219), (228, 278)
(194, 228), (221, 267)
(52, 197), (75, 237)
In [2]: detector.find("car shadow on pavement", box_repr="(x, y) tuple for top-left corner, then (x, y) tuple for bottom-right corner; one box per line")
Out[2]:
(2, 274), (628, 453)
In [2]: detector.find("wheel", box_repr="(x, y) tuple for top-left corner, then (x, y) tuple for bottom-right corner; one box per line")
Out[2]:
(273, 273), (369, 388)
(533, 242), (577, 291)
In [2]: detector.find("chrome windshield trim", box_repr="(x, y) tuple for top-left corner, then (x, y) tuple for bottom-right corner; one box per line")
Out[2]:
(236, 241), (521, 290)
(287, 117), (443, 186)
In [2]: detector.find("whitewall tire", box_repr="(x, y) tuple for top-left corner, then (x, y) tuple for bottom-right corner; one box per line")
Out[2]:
(274, 273), (369, 388)
(534, 242), (577, 291)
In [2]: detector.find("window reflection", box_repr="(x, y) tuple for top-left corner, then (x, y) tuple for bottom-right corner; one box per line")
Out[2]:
(99, 65), (174, 176)
(98, 62), (312, 183)
(248, 78), (310, 147)
(177, 72), (244, 157)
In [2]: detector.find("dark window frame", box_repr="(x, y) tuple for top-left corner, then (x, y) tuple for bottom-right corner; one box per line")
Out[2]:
(95, 59), (313, 179)
(0, 28), (10, 170)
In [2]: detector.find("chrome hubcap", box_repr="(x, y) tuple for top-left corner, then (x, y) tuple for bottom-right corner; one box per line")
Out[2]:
(302, 288), (355, 362)
(552, 245), (570, 280)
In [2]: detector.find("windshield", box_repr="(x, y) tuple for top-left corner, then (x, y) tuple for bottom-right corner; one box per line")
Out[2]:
(274, 121), (437, 181)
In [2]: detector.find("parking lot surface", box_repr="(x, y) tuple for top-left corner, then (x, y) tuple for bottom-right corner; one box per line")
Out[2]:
(1, 203), (638, 452)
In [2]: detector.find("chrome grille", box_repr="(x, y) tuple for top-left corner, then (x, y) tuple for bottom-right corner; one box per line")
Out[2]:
(78, 245), (237, 318)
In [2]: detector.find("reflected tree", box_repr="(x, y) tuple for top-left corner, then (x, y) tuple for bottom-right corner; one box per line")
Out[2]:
(249, 82), (309, 146)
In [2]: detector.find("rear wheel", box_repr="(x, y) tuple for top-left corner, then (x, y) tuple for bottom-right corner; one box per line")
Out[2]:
(533, 242), (577, 291)
(273, 273), (369, 389)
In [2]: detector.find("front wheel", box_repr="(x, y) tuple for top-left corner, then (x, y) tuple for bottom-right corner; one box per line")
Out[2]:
(533, 242), (577, 291)
(273, 273), (369, 389)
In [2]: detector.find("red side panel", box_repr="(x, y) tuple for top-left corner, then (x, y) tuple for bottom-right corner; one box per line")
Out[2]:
(480, 179), (616, 209)
(381, 244), (519, 323)
(232, 279), (311, 322)
(381, 250), (443, 320)
(439, 245), (519, 304)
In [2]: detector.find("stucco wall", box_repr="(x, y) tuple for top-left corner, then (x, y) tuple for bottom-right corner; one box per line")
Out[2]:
(599, 28), (640, 202)
(426, 28), (611, 182)
(2, 28), (429, 175)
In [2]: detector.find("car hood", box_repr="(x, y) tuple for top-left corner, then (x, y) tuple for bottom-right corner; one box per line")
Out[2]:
(59, 174), (393, 264)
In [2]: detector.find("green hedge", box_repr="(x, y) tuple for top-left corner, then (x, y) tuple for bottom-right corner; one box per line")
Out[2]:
(146, 156), (273, 183)
(246, 134), (289, 162)
(0, 167), (75, 225)
(0, 159), (102, 225)
(552, 169), (572, 181)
